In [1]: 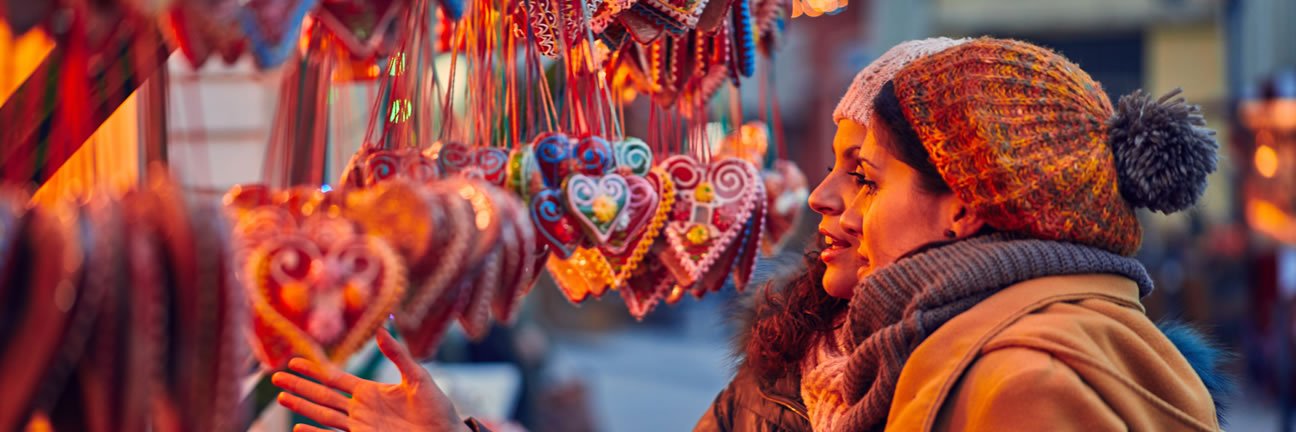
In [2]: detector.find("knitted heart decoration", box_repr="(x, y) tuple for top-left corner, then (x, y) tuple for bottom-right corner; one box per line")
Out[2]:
(658, 155), (760, 287)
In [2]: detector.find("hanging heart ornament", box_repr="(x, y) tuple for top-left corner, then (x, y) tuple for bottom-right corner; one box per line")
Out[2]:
(240, 207), (405, 369)
(658, 155), (761, 287)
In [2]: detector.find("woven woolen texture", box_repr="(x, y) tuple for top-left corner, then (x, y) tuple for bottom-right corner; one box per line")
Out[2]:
(832, 37), (969, 126)
(891, 38), (1143, 256)
(800, 233), (1154, 430)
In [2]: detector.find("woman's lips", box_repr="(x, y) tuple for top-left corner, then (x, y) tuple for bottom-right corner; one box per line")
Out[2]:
(819, 231), (852, 263)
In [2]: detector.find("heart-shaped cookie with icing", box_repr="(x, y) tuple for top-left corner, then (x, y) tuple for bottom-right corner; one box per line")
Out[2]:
(241, 206), (406, 369)
(657, 155), (761, 289)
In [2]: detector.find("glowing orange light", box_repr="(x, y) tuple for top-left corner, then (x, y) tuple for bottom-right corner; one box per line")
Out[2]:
(1256, 144), (1280, 178)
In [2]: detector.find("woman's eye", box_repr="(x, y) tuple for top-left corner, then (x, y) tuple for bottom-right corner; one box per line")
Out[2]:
(849, 172), (879, 193)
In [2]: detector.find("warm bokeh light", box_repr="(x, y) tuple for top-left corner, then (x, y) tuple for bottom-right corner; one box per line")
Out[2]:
(1255, 144), (1279, 178)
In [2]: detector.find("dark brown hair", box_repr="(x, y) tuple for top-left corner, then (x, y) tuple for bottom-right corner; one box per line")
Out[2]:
(873, 81), (950, 195)
(744, 247), (847, 384)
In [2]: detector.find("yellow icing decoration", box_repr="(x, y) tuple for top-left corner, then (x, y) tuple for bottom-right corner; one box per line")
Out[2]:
(696, 182), (715, 203)
(592, 195), (618, 223)
(686, 224), (710, 245)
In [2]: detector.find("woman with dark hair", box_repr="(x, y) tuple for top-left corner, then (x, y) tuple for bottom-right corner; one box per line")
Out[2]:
(273, 38), (1230, 431)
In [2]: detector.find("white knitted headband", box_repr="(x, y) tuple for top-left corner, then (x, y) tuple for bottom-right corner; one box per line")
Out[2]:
(832, 37), (970, 126)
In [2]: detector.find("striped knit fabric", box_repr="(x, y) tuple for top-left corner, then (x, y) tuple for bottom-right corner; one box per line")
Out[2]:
(800, 234), (1154, 431)
(890, 38), (1143, 256)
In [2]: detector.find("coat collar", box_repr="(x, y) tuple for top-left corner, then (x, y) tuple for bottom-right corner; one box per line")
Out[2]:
(886, 274), (1143, 430)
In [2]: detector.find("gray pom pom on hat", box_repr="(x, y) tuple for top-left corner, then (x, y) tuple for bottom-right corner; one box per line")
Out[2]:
(1107, 88), (1220, 214)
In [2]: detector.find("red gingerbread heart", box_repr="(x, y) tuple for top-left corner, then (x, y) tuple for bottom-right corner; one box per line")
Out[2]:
(657, 155), (762, 290)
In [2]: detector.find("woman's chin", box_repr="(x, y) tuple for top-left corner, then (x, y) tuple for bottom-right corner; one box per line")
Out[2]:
(821, 267), (857, 299)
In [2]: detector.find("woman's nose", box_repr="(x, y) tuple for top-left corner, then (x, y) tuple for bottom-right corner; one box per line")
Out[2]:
(808, 177), (843, 216)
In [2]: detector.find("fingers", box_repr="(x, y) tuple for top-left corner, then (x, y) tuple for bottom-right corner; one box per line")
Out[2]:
(277, 392), (350, 431)
(288, 357), (363, 394)
(375, 328), (426, 383)
(271, 371), (351, 412)
(293, 425), (334, 432)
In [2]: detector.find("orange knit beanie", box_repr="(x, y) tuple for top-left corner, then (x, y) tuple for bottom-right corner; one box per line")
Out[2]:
(890, 38), (1219, 256)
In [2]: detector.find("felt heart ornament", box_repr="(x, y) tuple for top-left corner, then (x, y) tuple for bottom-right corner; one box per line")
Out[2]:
(238, 0), (319, 70)
(533, 132), (575, 188)
(658, 155), (760, 289)
(473, 147), (511, 187)
(613, 137), (654, 176)
(564, 173), (630, 245)
(245, 215), (406, 369)
(437, 141), (474, 175)
(762, 159), (807, 255)
(546, 247), (617, 303)
(315, 0), (403, 59)
(530, 188), (582, 259)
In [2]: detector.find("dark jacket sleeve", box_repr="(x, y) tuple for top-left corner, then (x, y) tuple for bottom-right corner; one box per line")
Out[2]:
(693, 379), (738, 432)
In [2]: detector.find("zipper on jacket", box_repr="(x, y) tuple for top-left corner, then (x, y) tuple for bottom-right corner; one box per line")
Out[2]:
(758, 387), (810, 422)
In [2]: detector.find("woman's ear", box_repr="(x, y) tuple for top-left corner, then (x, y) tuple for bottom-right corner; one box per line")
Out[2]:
(945, 201), (986, 239)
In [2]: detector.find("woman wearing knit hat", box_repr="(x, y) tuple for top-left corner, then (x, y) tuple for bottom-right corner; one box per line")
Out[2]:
(802, 37), (1226, 430)
(271, 37), (1229, 432)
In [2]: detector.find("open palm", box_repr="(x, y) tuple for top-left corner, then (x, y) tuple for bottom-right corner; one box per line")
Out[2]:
(272, 329), (469, 432)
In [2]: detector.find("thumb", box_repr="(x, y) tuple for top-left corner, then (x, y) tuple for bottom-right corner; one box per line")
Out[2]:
(376, 328), (429, 384)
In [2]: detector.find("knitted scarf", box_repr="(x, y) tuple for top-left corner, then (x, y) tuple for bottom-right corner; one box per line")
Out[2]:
(801, 234), (1154, 431)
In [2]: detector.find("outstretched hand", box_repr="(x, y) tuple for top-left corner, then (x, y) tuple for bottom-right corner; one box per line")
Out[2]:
(272, 329), (469, 432)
